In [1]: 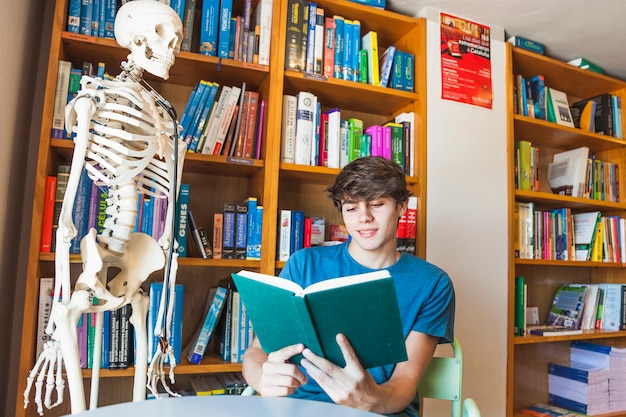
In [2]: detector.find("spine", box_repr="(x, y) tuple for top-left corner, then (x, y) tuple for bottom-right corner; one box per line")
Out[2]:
(40, 176), (57, 253)
(222, 203), (236, 259)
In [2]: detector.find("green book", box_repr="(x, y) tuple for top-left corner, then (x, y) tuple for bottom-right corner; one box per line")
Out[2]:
(231, 269), (407, 368)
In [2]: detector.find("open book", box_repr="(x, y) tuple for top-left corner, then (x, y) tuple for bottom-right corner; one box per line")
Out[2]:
(231, 270), (408, 368)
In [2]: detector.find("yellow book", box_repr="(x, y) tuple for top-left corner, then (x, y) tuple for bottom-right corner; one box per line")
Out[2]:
(361, 31), (379, 86)
(590, 218), (603, 262)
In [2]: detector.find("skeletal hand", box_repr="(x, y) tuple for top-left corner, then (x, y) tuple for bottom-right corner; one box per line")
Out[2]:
(24, 340), (66, 416)
(146, 337), (180, 398)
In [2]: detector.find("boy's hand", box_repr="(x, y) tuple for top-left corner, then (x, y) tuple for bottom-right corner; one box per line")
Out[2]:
(257, 343), (308, 397)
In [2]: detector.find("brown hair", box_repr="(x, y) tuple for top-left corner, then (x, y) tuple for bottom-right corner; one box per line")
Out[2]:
(327, 156), (411, 210)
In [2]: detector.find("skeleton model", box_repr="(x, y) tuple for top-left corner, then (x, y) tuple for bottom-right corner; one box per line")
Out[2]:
(24, 1), (187, 414)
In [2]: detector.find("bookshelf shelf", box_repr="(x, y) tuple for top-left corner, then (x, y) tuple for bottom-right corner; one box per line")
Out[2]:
(507, 44), (626, 416)
(17, 0), (427, 416)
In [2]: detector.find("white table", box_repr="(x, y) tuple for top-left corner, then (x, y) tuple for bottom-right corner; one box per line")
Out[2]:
(65, 395), (385, 417)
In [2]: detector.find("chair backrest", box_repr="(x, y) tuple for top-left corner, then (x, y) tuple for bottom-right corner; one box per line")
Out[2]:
(418, 337), (479, 417)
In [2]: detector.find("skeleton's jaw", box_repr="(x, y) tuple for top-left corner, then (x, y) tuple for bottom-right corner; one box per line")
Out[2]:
(133, 43), (176, 80)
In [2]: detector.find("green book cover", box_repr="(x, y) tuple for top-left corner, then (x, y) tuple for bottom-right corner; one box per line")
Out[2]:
(231, 269), (407, 368)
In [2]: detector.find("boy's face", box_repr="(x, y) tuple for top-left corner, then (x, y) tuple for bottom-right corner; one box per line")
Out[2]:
(341, 196), (407, 258)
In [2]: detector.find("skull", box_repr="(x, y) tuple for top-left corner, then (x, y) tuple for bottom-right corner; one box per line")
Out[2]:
(114, 0), (183, 80)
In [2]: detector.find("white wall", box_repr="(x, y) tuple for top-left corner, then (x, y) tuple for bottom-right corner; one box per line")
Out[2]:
(419, 7), (509, 417)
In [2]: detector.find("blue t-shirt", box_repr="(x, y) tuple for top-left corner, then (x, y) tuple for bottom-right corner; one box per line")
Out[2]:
(279, 242), (455, 412)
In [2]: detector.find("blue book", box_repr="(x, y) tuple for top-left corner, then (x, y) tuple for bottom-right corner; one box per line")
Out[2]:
(379, 45), (396, 88)
(403, 51), (415, 92)
(175, 183), (190, 257)
(548, 361), (608, 384)
(70, 168), (92, 254)
(390, 49), (404, 90)
(170, 0), (187, 23)
(187, 286), (228, 364)
(80, 0), (94, 36)
(333, 15), (344, 79)
(97, 0), (105, 38)
(244, 197), (258, 260)
(548, 394), (591, 415)
(179, 82), (203, 139)
(184, 82), (213, 147)
(188, 82), (219, 152)
(199, 0), (219, 56)
(67, 0), (81, 33)
(351, 20), (361, 82)
(343, 19), (354, 80)
(290, 210), (305, 254)
(251, 205), (263, 260)
(348, 0), (386, 8)
(217, 0), (233, 58)
(148, 283), (184, 365)
(101, 310), (110, 368)
(91, 0), (100, 36)
(305, 2), (317, 73)
(103, 0), (116, 39)
(529, 74), (546, 120)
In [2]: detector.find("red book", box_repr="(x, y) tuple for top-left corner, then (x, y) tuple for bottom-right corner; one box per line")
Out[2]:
(318, 111), (329, 167)
(243, 91), (260, 158)
(40, 176), (57, 252)
(303, 216), (312, 248)
(255, 99), (266, 159)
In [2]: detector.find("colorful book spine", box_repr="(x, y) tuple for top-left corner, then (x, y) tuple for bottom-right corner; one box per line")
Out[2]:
(351, 20), (361, 82)
(342, 19), (353, 80)
(379, 45), (396, 88)
(244, 197), (259, 260)
(212, 213), (223, 259)
(290, 210), (305, 255)
(278, 209), (292, 261)
(67, 0), (81, 33)
(305, 2), (317, 73)
(70, 168), (92, 254)
(284, 0), (305, 71)
(252, 0), (273, 66)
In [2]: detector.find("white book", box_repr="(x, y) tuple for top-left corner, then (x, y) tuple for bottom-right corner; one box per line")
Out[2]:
(379, 45), (396, 88)
(573, 211), (601, 261)
(309, 95), (319, 166)
(211, 85), (242, 155)
(252, 0), (273, 66)
(552, 146), (589, 198)
(36, 278), (54, 357)
(51, 60), (72, 138)
(294, 91), (316, 165)
(199, 86), (231, 154)
(281, 94), (297, 163)
(547, 87), (575, 128)
(313, 6), (324, 75)
(581, 284), (599, 330)
(395, 111), (415, 176)
(278, 209), (291, 261)
(325, 108), (341, 168)
(601, 284), (624, 330)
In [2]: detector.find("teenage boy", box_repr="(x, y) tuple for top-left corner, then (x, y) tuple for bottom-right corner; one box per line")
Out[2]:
(242, 156), (455, 416)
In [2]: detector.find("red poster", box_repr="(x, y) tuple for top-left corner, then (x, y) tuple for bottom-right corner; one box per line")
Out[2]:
(440, 12), (492, 109)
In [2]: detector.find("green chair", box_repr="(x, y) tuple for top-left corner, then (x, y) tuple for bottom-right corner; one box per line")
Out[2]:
(241, 336), (481, 417)
(418, 337), (481, 417)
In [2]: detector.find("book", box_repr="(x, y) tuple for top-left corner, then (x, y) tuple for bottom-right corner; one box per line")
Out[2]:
(36, 278), (54, 357)
(571, 94), (614, 137)
(40, 176), (57, 252)
(213, 279), (236, 361)
(514, 276), (526, 336)
(175, 183), (190, 257)
(231, 269), (407, 368)
(550, 146), (589, 198)
(507, 35), (545, 54)
(222, 203), (236, 258)
(199, 0), (219, 56)
(51, 60), (72, 139)
(521, 403), (587, 417)
(251, 0), (273, 66)
(379, 45), (395, 88)
(546, 284), (588, 329)
(188, 210), (212, 259)
(313, 6), (324, 75)
(184, 286), (228, 364)
(147, 283), (184, 365)
(277, 209), (292, 261)
(568, 57), (604, 74)
(281, 94), (297, 163)
(347, 0), (386, 8)
(545, 87), (574, 128)
(333, 15), (344, 79)
(323, 17), (335, 78)
(212, 212), (223, 259)
(529, 75), (546, 120)
(191, 374), (226, 395)
(294, 91), (316, 165)
(180, 0), (197, 52)
(573, 211), (601, 261)
(527, 324), (583, 336)
(361, 31), (379, 86)
(234, 203), (248, 259)
(284, 0), (305, 71)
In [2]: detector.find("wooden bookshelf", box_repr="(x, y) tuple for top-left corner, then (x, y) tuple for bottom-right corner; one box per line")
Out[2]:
(507, 44), (626, 417)
(15, 1), (427, 416)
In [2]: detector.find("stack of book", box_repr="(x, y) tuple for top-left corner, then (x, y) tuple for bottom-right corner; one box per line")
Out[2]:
(547, 360), (610, 415)
(609, 346), (626, 412)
